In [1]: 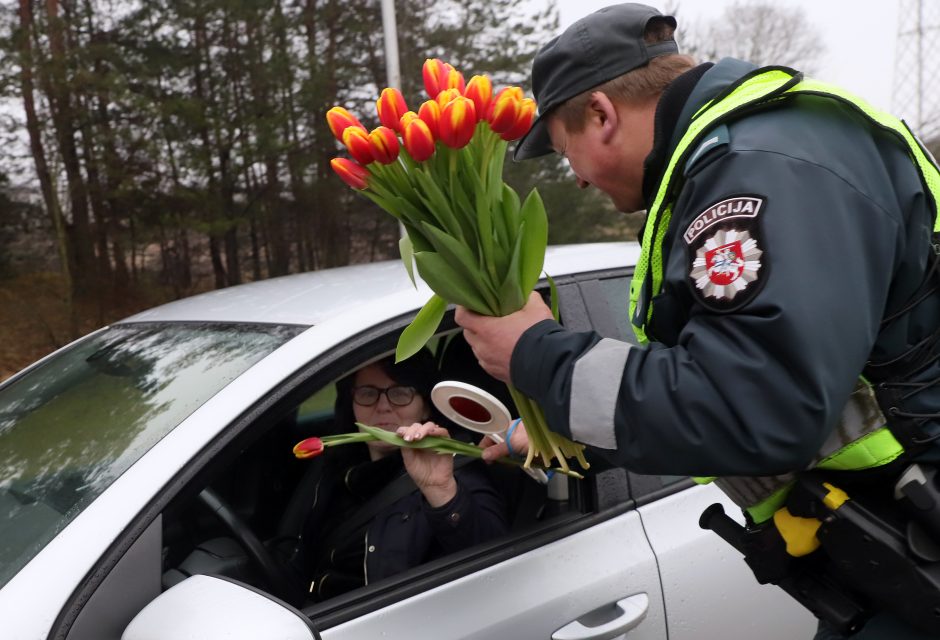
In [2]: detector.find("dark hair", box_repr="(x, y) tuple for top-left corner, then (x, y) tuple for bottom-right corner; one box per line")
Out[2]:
(333, 348), (441, 430)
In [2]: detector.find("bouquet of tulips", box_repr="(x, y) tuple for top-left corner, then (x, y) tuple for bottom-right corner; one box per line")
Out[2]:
(326, 59), (588, 474)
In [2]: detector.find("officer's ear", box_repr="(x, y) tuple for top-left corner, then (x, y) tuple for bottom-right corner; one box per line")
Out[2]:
(587, 91), (619, 145)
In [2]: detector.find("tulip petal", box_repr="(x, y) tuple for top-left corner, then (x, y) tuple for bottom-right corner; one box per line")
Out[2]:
(418, 100), (442, 139)
(500, 98), (536, 141)
(439, 97), (476, 149)
(326, 106), (365, 141)
(330, 157), (369, 190)
(422, 58), (448, 99)
(343, 127), (375, 165)
(464, 75), (493, 122)
(377, 87), (409, 132)
(369, 126), (400, 164)
(293, 437), (325, 459)
(402, 119), (435, 162)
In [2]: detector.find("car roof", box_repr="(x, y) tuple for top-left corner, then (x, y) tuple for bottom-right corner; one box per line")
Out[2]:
(120, 241), (639, 326)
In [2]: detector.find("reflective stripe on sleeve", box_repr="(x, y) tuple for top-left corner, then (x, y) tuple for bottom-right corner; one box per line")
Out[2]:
(569, 339), (633, 449)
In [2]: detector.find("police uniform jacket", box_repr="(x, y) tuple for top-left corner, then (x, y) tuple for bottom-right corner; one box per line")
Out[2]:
(511, 58), (940, 477)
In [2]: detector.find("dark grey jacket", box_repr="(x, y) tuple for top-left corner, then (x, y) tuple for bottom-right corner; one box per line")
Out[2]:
(512, 59), (940, 476)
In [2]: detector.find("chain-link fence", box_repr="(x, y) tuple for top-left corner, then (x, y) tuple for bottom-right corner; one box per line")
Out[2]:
(894, 0), (940, 143)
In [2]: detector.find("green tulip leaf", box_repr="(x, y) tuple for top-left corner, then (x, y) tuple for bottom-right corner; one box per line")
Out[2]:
(501, 184), (521, 232)
(400, 220), (432, 253)
(518, 188), (548, 295)
(399, 234), (416, 288)
(497, 225), (525, 314)
(414, 251), (494, 314)
(412, 169), (464, 240)
(420, 222), (500, 310)
(547, 272), (560, 321)
(396, 293), (447, 362)
(360, 189), (402, 221)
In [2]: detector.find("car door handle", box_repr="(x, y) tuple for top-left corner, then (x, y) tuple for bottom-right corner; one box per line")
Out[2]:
(552, 593), (649, 640)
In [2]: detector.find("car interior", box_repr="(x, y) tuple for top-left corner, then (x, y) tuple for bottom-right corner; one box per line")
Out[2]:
(158, 321), (592, 615)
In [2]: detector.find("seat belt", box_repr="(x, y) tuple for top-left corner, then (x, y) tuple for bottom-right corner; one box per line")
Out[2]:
(320, 456), (477, 551)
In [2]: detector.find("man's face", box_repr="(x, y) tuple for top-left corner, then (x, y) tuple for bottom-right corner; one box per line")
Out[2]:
(547, 93), (656, 213)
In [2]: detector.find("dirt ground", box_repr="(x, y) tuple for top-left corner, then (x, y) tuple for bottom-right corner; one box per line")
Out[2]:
(0, 271), (184, 382)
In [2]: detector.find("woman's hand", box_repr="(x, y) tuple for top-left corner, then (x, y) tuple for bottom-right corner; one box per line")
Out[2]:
(478, 421), (529, 462)
(397, 421), (458, 508)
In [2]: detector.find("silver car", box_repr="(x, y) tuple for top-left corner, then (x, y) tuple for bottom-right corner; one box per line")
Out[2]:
(0, 242), (814, 640)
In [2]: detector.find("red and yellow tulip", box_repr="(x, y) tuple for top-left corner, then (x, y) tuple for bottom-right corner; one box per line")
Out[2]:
(326, 106), (365, 141)
(418, 99), (442, 139)
(499, 98), (536, 141)
(399, 111), (421, 130)
(435, 88), (462, 110)
(439, 96), (477, 149)
(377, 88), (409, 133)
(464, 75), (492, 122)
(343, 126), (375, 165)
(369, 126), (400, 164)
(293, 437), (324, 459)
(402, 118), (436, 162)
(487, 87), (525, 135)
(330, 158), (369, 190)
(443, 63), (466, 94)
(422, 58), (449, 99)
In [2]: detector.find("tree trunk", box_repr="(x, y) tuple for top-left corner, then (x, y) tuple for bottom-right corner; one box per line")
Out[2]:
(41, 0), (97, 295)
(17, 0), (76, 338)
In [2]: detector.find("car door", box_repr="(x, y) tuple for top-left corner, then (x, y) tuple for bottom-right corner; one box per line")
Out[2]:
(305, 277), (669, 639)
(577, 271), (818, 639)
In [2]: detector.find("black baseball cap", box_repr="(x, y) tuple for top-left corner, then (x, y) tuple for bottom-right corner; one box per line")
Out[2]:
(514, 3), (678, 161)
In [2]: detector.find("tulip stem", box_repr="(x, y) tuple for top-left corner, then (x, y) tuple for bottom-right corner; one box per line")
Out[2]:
(507, 384), (589, 473)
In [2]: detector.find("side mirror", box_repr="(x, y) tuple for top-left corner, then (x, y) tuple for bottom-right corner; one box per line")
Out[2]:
(123, 575), (317, 640)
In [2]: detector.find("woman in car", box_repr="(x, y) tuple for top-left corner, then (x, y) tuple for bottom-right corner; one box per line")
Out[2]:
(298, 349), (508, 602)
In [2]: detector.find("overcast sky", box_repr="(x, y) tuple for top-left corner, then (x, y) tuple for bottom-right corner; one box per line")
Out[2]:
(554, 0), (902, 113)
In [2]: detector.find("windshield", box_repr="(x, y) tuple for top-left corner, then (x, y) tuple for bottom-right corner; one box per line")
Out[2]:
(0, 322), (305, 589)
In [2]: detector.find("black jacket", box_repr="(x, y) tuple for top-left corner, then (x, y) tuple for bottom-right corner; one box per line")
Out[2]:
(303, 447), (507, 601)
(512, 59), (940, 477)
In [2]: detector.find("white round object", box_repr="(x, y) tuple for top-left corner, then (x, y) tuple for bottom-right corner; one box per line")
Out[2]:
(431, 381), (512, 434)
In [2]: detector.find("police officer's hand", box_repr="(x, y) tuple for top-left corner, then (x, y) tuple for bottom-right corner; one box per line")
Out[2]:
(455, 292), (554, 383)
(397, 421), (457, 507)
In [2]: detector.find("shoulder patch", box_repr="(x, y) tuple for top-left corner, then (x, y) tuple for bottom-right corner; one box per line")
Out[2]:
(685, 195), (768, 312)
(683, 195), (763, 245)
(683, 124), (730, 176)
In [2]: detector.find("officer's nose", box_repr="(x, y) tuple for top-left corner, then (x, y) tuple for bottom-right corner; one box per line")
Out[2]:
(575, 176), (590, 189)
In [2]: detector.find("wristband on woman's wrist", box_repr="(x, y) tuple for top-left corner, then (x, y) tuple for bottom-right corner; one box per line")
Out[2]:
(506, 418), (522, 458)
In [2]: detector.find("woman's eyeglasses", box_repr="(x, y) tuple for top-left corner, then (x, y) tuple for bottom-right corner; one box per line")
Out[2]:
(352, 385), (417, 407)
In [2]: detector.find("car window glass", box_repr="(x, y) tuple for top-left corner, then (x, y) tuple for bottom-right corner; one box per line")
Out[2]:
(297, 385), (335, 424)
(0, 322), (303, 590)
(597, 276), (640, 345)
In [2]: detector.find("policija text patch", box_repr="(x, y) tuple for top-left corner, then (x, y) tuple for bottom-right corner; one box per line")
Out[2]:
(685, 195), (766, 312)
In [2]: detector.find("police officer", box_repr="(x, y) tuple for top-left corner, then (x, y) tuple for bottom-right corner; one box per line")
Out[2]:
(455, 4), (940, 638)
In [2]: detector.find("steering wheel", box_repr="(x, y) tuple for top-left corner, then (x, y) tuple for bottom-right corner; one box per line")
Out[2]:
(198, 488), (300, 604)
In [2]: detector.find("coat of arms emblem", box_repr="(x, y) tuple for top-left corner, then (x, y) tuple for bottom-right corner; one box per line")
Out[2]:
(690, 229), (762, 300)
